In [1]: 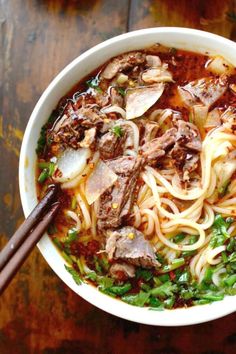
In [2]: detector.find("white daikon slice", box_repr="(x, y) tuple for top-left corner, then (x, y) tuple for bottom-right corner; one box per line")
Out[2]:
(126, 84), (164, 120)
(53, 148), (91, 183)
(85, 160), (118, 205)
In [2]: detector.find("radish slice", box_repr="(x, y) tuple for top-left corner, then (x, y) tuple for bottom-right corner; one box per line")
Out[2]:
(53, 148), (91, 183)
(206, 56), (234, 75)
(126, 83), (165, 120)
(85, 160), (118, 205)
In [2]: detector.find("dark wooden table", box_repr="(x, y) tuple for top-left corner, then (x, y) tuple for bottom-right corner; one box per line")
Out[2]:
(1, 1), (236, 353)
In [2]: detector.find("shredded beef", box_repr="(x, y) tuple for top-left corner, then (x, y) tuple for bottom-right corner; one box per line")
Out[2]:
(106, 226), (160, 268)
(98, 130), (127, 160)
(97, 156), (143, 230)
(170, 120), (202, 181)
(49, 103), (110, 149)
(109, 262), (136, 279)
(141, 128), (177, 164)
(101, 52), (146, 80)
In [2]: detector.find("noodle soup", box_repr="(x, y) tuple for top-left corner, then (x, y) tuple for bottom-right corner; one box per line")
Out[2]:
(36, 44), (236, 309)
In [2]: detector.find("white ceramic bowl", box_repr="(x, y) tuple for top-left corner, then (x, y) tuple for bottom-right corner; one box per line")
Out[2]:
(19, 27), (236, 326)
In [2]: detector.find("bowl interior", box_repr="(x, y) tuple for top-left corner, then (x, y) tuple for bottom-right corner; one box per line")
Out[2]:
(19, 27), (236, 326)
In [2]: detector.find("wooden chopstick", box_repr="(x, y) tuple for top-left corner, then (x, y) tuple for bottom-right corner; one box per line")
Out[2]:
(0, 184), (58, 272)
(0, 186), (60, 295)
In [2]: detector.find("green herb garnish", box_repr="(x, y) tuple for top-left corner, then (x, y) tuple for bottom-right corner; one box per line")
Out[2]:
(37, 162), (55, 183)
(173, 233), (185, 243)
(151, 281), (178, 298)
(65, 265), (82, 285)
(117, 87), (126, 96)
(218, 180), (230, 197)
(109, 283), (132, 296)
(161, 258), (185, 273)
(210, 215), (234, 248)
(112, 125), (123, 138)
(136, 268), (153, 281)
(38, 168), (49, 183)
(122, 291), (150, 307)
(86, 77), (102, 92)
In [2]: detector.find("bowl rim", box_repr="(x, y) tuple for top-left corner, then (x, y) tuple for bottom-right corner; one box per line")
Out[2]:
(19, 27), (236, 326)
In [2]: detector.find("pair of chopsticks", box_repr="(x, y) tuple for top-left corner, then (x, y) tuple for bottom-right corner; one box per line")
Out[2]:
(0, 185), (60, 295)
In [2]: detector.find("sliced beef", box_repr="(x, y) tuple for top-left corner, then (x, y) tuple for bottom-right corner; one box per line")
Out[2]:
(146, 55), (162, 67)
(170, 120), (202, 181)
(79, 127), (97, 148)
(101, 52), (145, 80)
(141, 127), (177, 165)
(221, 106), (236, 129)
(106, 226), (160, 268)
(109, 262), (136, 279)
(175, 120), (202, 152)
(140, 121), (159, 145)
(94, 91), (110, 107)
(171, 145), (199, 182)
(178, 75), (228, 108)
(76, 106), (106, 129)
(110, 87), (124, 107)
(98, 130), (127, 160)
(49, 104), (110, 149)
(97, 156), (143, 230)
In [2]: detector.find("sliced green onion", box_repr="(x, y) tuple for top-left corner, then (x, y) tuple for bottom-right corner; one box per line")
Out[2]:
(38, 162), (50, 169)
(224, 274), (236, 287)
(77, 258), (84, 274)
(161, 258), (185, 273)
(173, 233), (185, 243)
(182, 250), (196, 257)
(52, 237), (61, 249)
(203, 267), (213, 284)
(48, 162), (55, 176)
(199, 293), (224, 302)
(94, 256), (102, 274)
(71, 196), (77, 210)
(38, 168), (49, 183)
(227, 238), (235, 252)
(61, 252), (73, 265)
(221, 251), (228, 263)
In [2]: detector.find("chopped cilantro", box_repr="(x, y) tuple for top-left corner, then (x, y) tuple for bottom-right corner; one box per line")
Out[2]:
(112, 125), (123, 138)
(108, 283), (132, 296)
(122, 291), (150, 307)
(210, 215), (234, 248)
(86, 77), (102, 92)
(151, 281), (178, 298)
(135, 268), (153, 281)
(85, 271), (97, 281)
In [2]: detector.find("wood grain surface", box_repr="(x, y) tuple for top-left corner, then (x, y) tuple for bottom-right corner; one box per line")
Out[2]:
(1, 1), (236, 353)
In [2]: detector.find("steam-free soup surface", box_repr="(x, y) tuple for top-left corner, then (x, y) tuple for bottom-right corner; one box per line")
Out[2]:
(37, 44), (236, 309)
